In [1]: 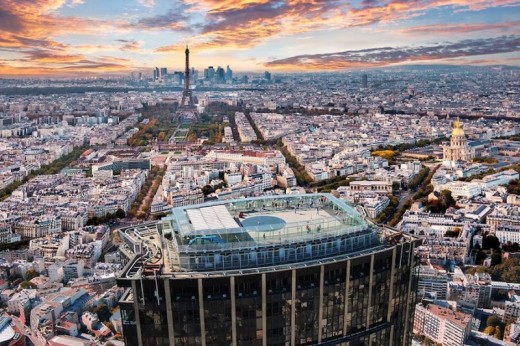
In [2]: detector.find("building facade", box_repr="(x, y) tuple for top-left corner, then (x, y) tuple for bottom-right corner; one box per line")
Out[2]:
(417, 265), (450, 300)
(345, 180), (392, 195)
(0, 222), (21, 245)
(496, 225), (520, 245)
(117, 194), (421, 346)
(443, 118), (474, 163)
(505, 299), (520, 324)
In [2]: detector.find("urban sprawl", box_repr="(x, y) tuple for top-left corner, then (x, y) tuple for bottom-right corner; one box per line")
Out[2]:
(0, 65), (520, 346)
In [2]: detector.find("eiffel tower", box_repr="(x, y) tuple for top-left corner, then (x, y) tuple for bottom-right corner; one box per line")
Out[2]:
(180, 45), (195, 108)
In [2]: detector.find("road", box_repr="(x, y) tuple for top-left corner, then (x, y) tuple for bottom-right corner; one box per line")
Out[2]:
(8, 314), (44, 346)
(398, 190), (414, 209)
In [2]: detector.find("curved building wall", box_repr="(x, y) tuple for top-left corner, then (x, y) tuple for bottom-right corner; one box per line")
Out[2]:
(179, 230), (381, 271)
(117, 239), (420, 346)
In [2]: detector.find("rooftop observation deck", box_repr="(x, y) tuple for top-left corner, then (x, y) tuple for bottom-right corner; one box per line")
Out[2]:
(118, 194), (401, 279)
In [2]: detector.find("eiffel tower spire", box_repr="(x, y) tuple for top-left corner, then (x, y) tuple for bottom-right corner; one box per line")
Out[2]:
(180, 45), (194, 108)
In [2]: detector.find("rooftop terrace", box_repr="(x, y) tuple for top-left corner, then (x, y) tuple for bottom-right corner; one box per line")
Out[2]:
(119, 194), (400, 278)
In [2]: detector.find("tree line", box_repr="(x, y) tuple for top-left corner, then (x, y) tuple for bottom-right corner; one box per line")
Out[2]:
(0, 145), (89, 202)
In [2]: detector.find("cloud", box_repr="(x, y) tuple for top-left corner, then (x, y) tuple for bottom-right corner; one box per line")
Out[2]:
(265, 35), (520, 70)
(0, 0), (137, 75)
(399, 21), (520, 35)
(154, 0), (346, 52)
(1, 0), (520, 75)
(23, 49), (87, 64)
(346, 0), (520, 27)
(73, 44), (115, 53)
(153, 0), (520, 53)
(0, 50), (135, 76)
(67, 0), (84, 7)
(134, 7), (190, 30)
(116, 39), (142, 51)
(0, 0), (124, 51)
(0, 62), (133, 76)
(0, 8), (24, 32)
(100, 56), (132, 63)
(137, 0), (155, 8)
(184, 0), (273, 13)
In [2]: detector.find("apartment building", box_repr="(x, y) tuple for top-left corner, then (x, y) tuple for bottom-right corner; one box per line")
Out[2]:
(414, 304), (471, 346)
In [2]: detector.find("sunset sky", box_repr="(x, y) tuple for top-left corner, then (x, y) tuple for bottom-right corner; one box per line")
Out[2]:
(0, 0), (519, 76)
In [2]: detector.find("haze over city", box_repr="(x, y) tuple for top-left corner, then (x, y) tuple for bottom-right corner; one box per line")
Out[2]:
(0, 0), (520, 76)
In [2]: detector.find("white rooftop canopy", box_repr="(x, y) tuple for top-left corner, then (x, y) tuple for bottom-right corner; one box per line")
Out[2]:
(187, 205), (239, 231)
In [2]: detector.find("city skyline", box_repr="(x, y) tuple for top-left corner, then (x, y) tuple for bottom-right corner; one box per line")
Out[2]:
(1, 45), (520, 344)
(0, 0), (519, 76)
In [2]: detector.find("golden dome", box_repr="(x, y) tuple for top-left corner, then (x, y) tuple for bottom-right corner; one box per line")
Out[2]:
(452, 118), (464, 137)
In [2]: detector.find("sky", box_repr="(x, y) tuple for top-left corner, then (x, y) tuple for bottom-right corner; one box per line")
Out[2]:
(0, 0), (519, 76)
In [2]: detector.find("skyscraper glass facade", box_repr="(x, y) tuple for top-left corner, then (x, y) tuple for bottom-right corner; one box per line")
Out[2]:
(117, 194), (421, 346)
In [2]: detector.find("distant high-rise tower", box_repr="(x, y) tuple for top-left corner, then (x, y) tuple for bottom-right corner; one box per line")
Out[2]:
(180, 46), (194, 108)
(264, 70), (272, 82)
(226, 65), (233, 81)
(361, 74), (368, 88)
(160, 68), (168, 79)
(207, 66), (215, 81)
(216, 66), (225, 84)
(191, 67), (197, 83)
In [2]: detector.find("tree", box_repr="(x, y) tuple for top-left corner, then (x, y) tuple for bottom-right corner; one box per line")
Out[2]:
(486, 315), (501, 328)
(441, 190), (456, 209)
(493, 289), (509, 301)
(201, 185), (213, 196)
(93, 304), (111, 322)
(87, 216), (99, 226)
(444, 229), (461, 238)
(482, 234), (500, 250)
(502, 265), (520, 283)
(494, 325), (503, 340)
(491, 253), (502, 266)
(25, 268), (38, 281)
(115, 208), (126, 219)
(468, 258), (520, 283)
(20, 281), (37, 289)
(157, 131), (166, 142)
(112, 230), (122, 244)
(484, 326), (495, 335)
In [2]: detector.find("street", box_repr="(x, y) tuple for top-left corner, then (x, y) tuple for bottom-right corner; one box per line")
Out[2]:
(8, 314), (44, 346)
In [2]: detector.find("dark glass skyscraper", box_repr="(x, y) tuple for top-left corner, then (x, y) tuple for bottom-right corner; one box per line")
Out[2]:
(216, 66), (225, 84)
(117, 194), (421, 346)
(361, 74), (368, 88)
(226, 65), (233, 81)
